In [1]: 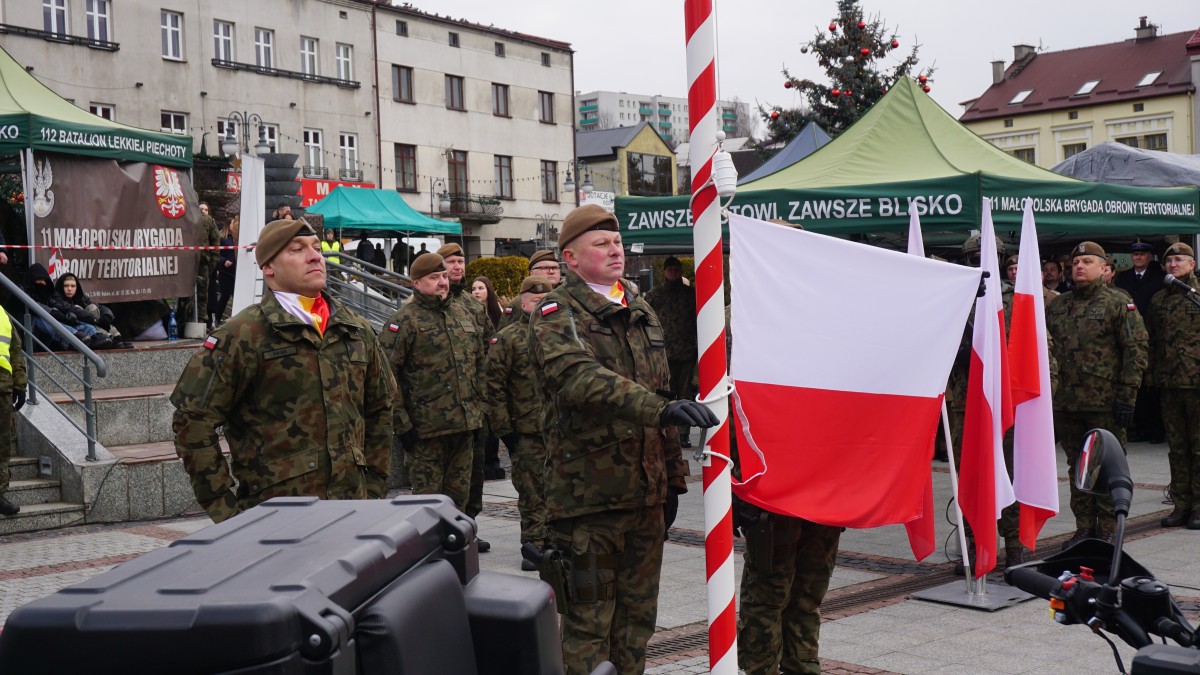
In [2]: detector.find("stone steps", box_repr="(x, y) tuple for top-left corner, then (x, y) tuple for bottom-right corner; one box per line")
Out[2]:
(0, 501), (87, 536)
(5, 478), (63, 507)
(48, 385), (175, 447)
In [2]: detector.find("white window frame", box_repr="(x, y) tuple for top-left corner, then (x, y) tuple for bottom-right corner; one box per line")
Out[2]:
(1009, 89), (1033, 105)
(89, 103), (114, 120)
(335, 43), (353, 81)
(300, 37), (318, 76)
(85, 0), (109, 42)
(303, 128), (324, 169)
(255, 28), (274, 69)
(213, 20), (234, 62)
(161, 11), (183, 60)
(1136, 71), (1162, 87)
(1074, 80), (1100, 96)
(261, 124), (279, 153)
(44, 0), (68, 36)
(160, 111), (187, 135)
(339, 133), (359, 171)
(216, 119), (239, 146)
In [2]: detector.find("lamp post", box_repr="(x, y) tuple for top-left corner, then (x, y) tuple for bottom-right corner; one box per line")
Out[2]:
(219, 111), (271, 156)
(562, 159), (593, 204)
(429, 177), (451, 216)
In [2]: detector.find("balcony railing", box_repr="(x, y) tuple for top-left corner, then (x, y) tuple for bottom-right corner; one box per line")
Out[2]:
(0, 23), (119, 50)
(212, 59), (360, 88)
(440, 192), (503, 223)
(339, 168), (364, 182)
(303, 165), (329, 179)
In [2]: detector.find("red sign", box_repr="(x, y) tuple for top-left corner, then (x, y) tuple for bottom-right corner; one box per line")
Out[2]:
(225, 172), (241, 193)
(298, 178), (375, 207)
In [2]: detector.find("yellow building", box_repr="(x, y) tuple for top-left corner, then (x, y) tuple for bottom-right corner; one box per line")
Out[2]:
(574, 122), (678, 200)
(960, 19), (1200, 168)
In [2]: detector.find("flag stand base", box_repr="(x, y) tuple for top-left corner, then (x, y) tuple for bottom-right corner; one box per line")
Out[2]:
(911, 578), (1033, 612)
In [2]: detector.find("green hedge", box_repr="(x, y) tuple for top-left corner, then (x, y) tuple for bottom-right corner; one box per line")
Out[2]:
(466, 256), (529, 299)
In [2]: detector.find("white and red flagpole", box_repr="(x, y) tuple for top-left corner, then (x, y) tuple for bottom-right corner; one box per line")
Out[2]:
(684, 1), (737, 672)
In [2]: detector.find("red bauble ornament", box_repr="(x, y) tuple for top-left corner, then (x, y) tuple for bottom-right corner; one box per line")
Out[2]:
(857, 20), (866, 29)
(831, 88), (841, 97)
(770, 110), (780, 119)
(891, 39), (899, 48)
(860, 47), (870, 56)
(918, 74), (928, 84)
(828, 23), (837, 32)
(923, 85), (931, 93)
(844, 90), (853, 96)
(784, 81), (793, 89)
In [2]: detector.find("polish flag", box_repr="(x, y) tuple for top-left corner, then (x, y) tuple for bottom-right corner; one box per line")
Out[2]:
(728, 214), (979, 534)
(46, 248), (65, 280)
(903, 208), (937, 561)
(958, 199), (1016, 577)
(1008, 200), (1059, 550)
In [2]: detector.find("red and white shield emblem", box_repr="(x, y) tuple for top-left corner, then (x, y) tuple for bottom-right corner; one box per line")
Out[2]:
(154, 165), (187, 219)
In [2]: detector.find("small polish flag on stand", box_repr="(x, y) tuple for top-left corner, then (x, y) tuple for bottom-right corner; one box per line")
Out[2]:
(46, 248), (65, 280)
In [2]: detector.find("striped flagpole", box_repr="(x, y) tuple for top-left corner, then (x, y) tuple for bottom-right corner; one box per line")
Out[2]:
(684, 2), (737, 672)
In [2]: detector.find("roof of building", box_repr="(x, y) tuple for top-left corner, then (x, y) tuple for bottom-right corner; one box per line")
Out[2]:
(379, 3), (572, 52)
(959, 28), (1198, 123)
(576, 122), (658, 159)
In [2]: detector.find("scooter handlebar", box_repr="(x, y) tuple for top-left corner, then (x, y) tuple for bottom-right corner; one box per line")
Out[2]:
(1005, 566), (1063, 600)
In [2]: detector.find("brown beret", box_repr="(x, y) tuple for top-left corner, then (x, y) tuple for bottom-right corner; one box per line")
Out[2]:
(436, 242), (464, 259)
(409, 252), (446, 280)
(529, 249), (557, 269)
(255, 218), (318, 267)
(519, 276), (555, 295)
(1005, 255), (1019, 268)
(1165, 242), (1195, 258)
(559, 204), (618, 249)
(1071, 241), (1106, 259)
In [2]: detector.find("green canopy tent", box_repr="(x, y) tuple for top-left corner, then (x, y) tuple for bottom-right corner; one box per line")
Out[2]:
(304, 186), (462, 236)
(618, 78), (1199, 248)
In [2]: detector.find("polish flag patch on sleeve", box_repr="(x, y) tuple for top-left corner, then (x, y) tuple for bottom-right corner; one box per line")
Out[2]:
(388, 323), (400, 332)
(540, 302), (560, 316)
(204, 336), (220, 350)
(490, 337), (499, 345)
(1126, 303), (1136, 311)
(503, 307), (513, 314)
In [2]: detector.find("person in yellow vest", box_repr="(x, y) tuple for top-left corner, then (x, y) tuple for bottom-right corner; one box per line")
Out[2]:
(320, 228), (344, 265)
(0, 309), (28, 516)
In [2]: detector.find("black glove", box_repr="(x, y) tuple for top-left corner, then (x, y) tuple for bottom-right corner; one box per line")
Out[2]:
(661, 400), (719, 429)
(12, 390), (25, 411)
(1113, 402), (1135, 429)
(732, 494), (766, 537)
(502, 433), (520, 453)
(663, 486), (682, 539)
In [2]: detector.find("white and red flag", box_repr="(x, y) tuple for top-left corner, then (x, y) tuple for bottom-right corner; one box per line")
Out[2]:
(903, 208), (937, 561)
(728, 214), (979, 540)
(958, 198), (1016, 577)
(46, 248), (65, 280)
(1008, 199), (1059, 550)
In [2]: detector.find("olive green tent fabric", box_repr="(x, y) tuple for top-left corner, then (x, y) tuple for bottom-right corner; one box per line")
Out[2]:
(618, 78), (1199, 243)
(0, 45), (191, 167)
(305, 186), (462, 235)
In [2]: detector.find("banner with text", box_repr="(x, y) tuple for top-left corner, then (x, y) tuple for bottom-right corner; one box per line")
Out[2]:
(29, 153), (201, 301)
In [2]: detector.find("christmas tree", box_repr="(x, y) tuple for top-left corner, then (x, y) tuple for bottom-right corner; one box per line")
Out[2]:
(761, 0), (932, 144)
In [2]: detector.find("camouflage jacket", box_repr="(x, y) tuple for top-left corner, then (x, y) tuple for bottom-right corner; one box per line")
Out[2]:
(1, 325), (27, 392)
(486, 310), (542, 436)
(1147, 271), (1200, 389)
(171, 289), (396, 522)
(528, 272), (689, 521)
(199, 213), (220, 276)
(644, 278), (698, 361)
(496, 296), (521, 331)
(450, 282), (493, 340)
(380, 289), (485, 438)
(1046, 280), (1148, 411)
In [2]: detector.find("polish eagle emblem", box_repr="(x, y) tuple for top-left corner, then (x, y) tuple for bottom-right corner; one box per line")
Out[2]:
(154, 165), (187, 219)
(31, 158), (55, 218)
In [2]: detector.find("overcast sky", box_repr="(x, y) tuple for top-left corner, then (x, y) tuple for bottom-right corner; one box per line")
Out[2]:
(406, 1), (1198, 134)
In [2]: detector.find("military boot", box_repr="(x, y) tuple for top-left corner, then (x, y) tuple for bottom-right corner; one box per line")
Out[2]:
(1188, 513), (1200, 530)
(1004, 545), (1027, 570)
(1095, 527), (1116, 544)
(1062, 527), (1092, 550)
(0, 494), (20, 516)
(1161, 508), (1192, 528)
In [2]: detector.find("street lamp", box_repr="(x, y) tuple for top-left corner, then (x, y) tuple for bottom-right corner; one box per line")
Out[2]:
(563, 159), (593, 195)
(220, 111), (271, 156)
(430, 177), (451, 214)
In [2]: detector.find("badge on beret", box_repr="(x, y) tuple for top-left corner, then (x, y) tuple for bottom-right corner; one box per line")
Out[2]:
(540, 302), (560, 316)
(204, 336), (219, 350)
(388, 323), (400, 332)
(1077, 244), (1085, 254)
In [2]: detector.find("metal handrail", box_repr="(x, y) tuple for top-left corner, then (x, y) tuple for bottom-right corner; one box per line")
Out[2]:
(323, 253), (410, 332)
(0, 273), (106, 461)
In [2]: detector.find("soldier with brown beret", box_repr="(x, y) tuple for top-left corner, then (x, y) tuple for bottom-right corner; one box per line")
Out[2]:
(499, 249), (562, 330)
(171, 219), (397, 523)
(1047, 241), (1148, 547)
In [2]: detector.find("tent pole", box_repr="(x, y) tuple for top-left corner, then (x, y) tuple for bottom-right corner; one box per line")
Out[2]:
(20, 150), (34, 262)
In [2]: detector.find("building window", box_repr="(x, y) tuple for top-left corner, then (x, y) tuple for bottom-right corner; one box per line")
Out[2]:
(448, 32), (459, 47)
(627, 152), (673, 196)
(1003, 119), (1014, 128)
(300, 37), (318, 75)
(1133, 103), (1145, 113)
(261, 124), (279, 152)
(1136, 71), (1161, 87)
(213, 20), (234, 61)
(255, 28), (274, 68)
(541, 52), (550, 67)
(394, 144), (417, 191)
(339, 133), (358, 171)
(44, 0), (67, 36)
(392, 65), (414, 103)
(216, 119), (239, 146)
(540, 161), (558, 202)
(335, 43), (353, 81)
(1062, 143), (1086, 159)
(1009, 89), (1033, 105)
(1010, 148), (1036, 163)
(445, 75), (465, 111)
(85, 0), (109, 42)
(448, 150), (468, 195)
(89, 103), (113, 120)
(1068, 110), (1078, 120)
(492, 83), (510, 117)
(1117, 133), (1168, 151)
(303, 128), (323, 169)
(538, 91), (555, 124)
(396, 20), (408, 36)
(161, 11), (183, 60)
(494, 155), (513, 199)
(494, 42), (505, 57)
(1074, 80), (1100, 96)
(160, 112), (186, 135)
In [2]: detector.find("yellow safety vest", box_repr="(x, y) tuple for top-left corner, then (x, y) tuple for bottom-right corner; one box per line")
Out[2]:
(321, 240), (343, 265)
(0, 308), (12, 374)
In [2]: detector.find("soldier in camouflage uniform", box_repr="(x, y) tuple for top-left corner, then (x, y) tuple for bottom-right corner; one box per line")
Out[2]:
(171, 219), (396, 523)
(528, 205), (717, 675)
(499, 249), (562, 330)
(1047, 241), (1148, 546)
(0, 314), (27, 516)
(1148, 243), (1200, 529)
(179, 202), (221, 330)
(380, 253), (486, 525)
(644, 256), (699, 447)
(486, 276), (554, 568)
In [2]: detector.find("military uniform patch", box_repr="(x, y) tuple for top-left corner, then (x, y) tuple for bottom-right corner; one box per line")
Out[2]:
(503, 307), (513, 314)
(388, 323), (400, 332)
(490, 337), (499, 345)
(1127, 303), (1136, 311)
(541, 302), (560, 316)
(204, 336), (219, 350)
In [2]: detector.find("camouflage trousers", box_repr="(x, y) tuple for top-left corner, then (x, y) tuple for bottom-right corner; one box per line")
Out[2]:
(668, 358), (696, 437)
(1161, 389), (1200, 511)
(511, 433), (548, 545)
(387, 435), (410, 490)
(1055, 410), (1126, 531)
(737, 516), (842, 675)
(551, 506), (665, 675)
(177, 272), (211, 327)
(466, 427), (485, 519)
(0, 388), (12, 493)
(949, 408), (1020, 547)
(409, 431), (475, 513)
(215, 446), (372, 523)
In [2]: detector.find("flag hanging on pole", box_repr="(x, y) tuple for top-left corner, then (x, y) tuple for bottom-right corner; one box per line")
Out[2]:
(1008, 199), (1059, 550)
(46, 248), (64, 280)
(958, 198), (1016, 577)
(902, 208), (936, 561)
(728, 213), (980, 535)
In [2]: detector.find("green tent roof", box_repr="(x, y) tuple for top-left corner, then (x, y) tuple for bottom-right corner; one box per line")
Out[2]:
(0, 45), (191, 167)
(618, 77), (1199, 243)
(305, 186), (462, 235)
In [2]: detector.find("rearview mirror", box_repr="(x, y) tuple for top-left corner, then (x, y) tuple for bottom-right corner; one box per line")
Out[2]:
(1074, 428), (1132, 517)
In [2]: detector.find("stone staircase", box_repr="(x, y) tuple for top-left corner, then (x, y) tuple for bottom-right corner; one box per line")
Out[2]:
(2, 341), (205, 536)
